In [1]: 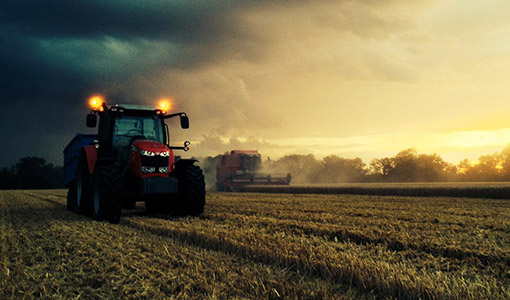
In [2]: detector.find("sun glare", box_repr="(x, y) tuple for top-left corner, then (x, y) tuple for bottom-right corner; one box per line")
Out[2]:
(447, 129), (510, 150)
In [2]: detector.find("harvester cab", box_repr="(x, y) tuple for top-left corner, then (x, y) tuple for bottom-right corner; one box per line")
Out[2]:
(63, 96), (205, 223)
(216, 150), (292, 192)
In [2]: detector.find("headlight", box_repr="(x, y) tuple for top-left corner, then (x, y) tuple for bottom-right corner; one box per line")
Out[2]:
(140, 150), (155, 156)
(141, 166), (156, 173)
(160, 151), (170, 157)
(159, 167), (169, 173)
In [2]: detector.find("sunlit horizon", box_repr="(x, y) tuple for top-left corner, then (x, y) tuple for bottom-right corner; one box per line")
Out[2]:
(191, 127), (510, 165)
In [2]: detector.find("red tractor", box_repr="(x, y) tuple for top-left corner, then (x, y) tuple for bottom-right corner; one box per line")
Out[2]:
(216, 150), (291, 192)
(64, 97), (205, 223)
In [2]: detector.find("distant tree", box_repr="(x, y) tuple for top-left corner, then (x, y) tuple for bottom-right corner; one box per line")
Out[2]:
(369, 157), (395, 179)
(415, 153), (451, 182)
(197, 145), (510, 186)
(0, 157), (63, 190)
(500, 145), (510, 180)
(369, 149), (453, 182)
(457, 159), (472, 176)
(442, 163), (459, 181)
(16, 157), (51, 189)
(0, 167), (19, 189)
(319, 156), (367, 183)
(460, 153), (505, 181)
(269, 154), (322, 183)
(388, 149), (418, 181)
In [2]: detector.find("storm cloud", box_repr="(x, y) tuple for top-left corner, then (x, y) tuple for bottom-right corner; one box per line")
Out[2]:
(0, 0), (278, 166)
(1, 0), (389, 166)
(1, 1), (263, 99)
(2, 0), (509, 167)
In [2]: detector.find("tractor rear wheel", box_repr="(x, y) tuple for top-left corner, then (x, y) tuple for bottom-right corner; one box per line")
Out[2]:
(67, 183), (76, 211)
(91, 164), (123, 224)
(174, 164), (206, 216)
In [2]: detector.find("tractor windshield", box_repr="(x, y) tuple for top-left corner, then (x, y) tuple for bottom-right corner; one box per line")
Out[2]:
(112, 115), (165, 159)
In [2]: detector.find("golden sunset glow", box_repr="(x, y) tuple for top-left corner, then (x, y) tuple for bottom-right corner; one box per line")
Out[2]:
(172, 0), (510, 164)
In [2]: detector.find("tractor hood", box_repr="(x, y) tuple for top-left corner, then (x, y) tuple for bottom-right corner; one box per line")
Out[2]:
(129, 139), (175, 177)
(132, 140), (170, 155)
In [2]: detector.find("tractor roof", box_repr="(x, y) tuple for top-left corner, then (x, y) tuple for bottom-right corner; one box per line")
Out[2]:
(113, 104), (159, 111)
(109, 104), (164, 116)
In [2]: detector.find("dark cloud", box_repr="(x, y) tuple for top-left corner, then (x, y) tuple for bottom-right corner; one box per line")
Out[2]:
(0, 0), (297, 167)
(0, 28), (88, 99)
(0, 1), (254, 100)
(1, 1), (232, 40)
(0, 0), (419, 167)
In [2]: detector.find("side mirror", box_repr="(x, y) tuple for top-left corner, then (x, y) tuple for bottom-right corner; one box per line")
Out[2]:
(86, 113), (97, 128)
(180, 115), (189, 129)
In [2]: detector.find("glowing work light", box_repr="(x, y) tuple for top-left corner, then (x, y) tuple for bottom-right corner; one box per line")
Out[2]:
(158, 98), (172, 113)
(89, 96), (105, 111)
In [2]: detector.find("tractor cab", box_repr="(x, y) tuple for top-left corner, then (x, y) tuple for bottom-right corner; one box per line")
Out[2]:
(87, 103), (188, 161)
(96, 105), (168, 162)
(112, 112), (166, 160)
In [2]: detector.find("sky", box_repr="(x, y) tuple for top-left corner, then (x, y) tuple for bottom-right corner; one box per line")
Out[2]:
(1, 0), (510, 168)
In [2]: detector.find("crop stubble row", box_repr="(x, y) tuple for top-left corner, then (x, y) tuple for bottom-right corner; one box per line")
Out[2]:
(244, 183), (510, 199)
(0, 190), (359, 299)
(1, 189), (509, 299)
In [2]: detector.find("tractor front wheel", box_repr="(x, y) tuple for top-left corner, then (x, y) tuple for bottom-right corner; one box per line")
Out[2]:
(91, 164), (123, 224)
(175, 164), (206, 216)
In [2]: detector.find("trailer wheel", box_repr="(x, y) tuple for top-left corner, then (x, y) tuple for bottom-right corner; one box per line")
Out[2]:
(67, 183), (76, 211)
(74, 156), (91, 215)
(92, 164), (123, 224)
(175, 164), (206, 216)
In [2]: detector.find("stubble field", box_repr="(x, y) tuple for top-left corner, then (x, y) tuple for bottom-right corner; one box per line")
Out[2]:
(0, 189), (509, 299)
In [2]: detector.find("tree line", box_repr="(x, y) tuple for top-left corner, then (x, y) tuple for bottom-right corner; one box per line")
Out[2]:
(200, 146), (510, 185)
(2, 146), (510, 190)
(0, 157), (63, 189)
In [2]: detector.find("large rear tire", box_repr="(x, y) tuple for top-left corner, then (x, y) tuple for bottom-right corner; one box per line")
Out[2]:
(175, 164), (206, 216)
(91, 164), (123, 224)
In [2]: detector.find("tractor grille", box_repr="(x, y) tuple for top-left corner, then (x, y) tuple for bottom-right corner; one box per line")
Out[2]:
(141, 155), (169, 169)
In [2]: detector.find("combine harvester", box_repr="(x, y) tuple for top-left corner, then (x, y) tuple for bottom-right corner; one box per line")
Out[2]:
(216, 150), (292, 192)
(63, 96), (205, 223)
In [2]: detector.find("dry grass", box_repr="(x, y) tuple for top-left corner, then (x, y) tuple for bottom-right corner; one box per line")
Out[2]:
(1, 190), (509, 299)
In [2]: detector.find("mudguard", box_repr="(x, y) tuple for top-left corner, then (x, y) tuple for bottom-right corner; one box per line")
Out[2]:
(174, 158), (198, 170)
(83, 145), (98, 175)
